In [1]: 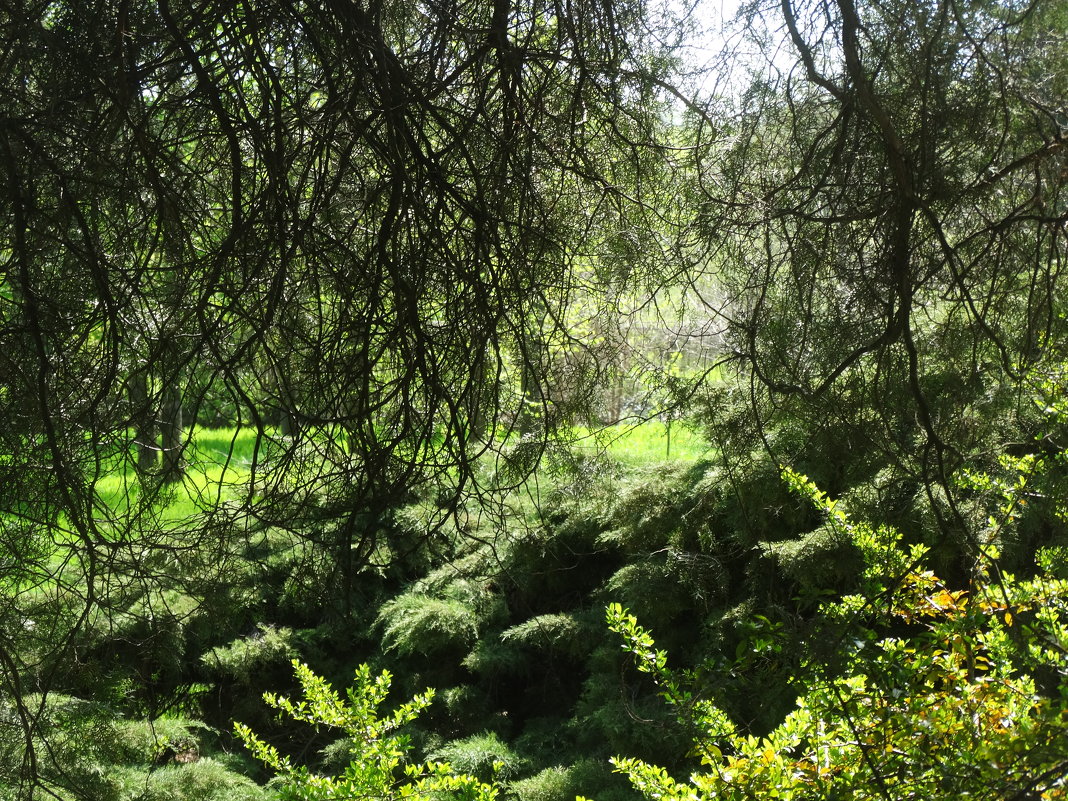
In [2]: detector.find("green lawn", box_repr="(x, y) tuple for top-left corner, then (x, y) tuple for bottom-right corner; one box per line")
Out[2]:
(571, 420), (713, 465)
(89, 427), (271, 529)
(75, 420), (711, 533)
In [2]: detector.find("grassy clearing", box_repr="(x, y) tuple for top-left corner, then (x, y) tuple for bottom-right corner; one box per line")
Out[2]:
(89, 427), (270, 528)
(82, 420), (710, 530)
(571, 420), (712, 465)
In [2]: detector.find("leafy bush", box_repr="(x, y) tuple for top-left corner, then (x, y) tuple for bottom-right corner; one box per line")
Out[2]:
(606, 470), (1068, 801)
(236, 661), (500, 801)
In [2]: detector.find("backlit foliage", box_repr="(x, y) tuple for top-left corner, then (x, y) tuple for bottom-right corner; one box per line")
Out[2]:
(608, 469), (1068, 800)
(236, 661), (499, 801)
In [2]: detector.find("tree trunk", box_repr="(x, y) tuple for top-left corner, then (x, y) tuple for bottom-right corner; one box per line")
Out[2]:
(129, 370), (157, 475)
(517, 329), (545, 435)
(466, 348), (488, 443)
(160, 384), (183, 484)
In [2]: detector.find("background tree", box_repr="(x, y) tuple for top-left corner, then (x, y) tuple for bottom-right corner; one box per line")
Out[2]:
(688, 0), (1068, 564)
(0, 0), (684, 795)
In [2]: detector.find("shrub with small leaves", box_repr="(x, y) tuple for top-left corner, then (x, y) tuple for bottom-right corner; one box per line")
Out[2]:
(235, 660), (500, 801)
(605, 469), (1068, 801)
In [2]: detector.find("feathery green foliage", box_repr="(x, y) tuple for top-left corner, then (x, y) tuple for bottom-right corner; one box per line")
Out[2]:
(378, 595), (481, 658)
(201, 625), (299, 685)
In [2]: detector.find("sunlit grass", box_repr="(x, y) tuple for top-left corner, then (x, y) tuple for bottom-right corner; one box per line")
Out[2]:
(88, 427), (273, 530)
(190, 426), (269, 467)
(571, 420), (713, 465)
(78, 419), (711, 531)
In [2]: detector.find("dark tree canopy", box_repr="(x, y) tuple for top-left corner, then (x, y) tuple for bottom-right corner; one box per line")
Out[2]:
(0, 0), (681, 790)
(1, 0), (1067, 795)
(689, 0), (1068, 551)
(1, 0), (677, 507)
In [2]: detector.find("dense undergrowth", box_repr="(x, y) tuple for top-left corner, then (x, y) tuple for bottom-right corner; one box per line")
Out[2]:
(5, 373), (1068, 800)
